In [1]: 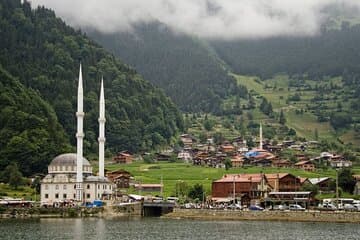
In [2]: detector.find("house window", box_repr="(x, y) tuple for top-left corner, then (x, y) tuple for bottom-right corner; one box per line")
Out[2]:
(98, 185), (100, 189)
(45, 185), (49, 190)
(109, 185), (111, 190)
(55, 193), (59, 199)
(87, 184), (90, 189)
(86, 194), (91, 199)
(73, 194), (76, 199)
(55, 185), (59, 190)
(63, 185), (67, 190)
(63, 194), (67, 199)
(45, 194), (49, 199)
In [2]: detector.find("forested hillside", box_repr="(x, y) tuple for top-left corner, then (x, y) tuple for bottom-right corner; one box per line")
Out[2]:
(0, 65), (71, 176)
(210, 23), (360, 81)
(0, 0), (183, 175)
(88, 23), (247, 113)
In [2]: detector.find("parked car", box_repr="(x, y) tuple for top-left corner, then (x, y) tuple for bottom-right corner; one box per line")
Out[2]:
(273, 204), (289, 211)
(344, 204), (357, 211)
(289, 204), (305, 211)
(227, 203), (242, 210)
(318, 203), (337, 210)
(249, 205), (264, 211)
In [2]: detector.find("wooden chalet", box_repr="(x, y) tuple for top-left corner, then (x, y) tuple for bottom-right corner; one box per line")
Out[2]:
(113, 151), (133, 164)
(212, 174), (269, 201)
(265, 173), (301, 192)
(294, 160), (315, 171)
(106, 169), (132, 188)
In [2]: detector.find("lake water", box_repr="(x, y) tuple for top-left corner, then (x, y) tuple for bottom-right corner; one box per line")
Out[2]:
(1, 217), (360, 240)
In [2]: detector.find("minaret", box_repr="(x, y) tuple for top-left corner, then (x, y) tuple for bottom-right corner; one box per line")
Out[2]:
(98, 78), (106, 178)
(259, 122), (263, 150)
(76, 64), (84, 202)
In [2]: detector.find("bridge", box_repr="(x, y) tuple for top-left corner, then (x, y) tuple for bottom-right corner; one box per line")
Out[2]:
(142, 201), (175, 216)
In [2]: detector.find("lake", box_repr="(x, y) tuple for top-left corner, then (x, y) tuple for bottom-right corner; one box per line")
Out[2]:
(1, 217), (359, 240)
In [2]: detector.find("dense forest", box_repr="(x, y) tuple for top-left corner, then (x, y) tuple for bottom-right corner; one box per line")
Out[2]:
(0, 0), (183, 176)
(210, 23), (360, 81)
(88, 23), (248, 114)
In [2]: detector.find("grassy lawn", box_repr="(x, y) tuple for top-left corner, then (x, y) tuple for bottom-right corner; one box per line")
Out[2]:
(0, 183), (37, 200)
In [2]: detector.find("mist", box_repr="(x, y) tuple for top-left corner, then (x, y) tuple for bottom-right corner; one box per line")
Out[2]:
(30, 0), (360, 39)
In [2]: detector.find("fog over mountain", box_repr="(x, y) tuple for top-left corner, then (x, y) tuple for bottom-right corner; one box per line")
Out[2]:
(31, 0), (360, 39)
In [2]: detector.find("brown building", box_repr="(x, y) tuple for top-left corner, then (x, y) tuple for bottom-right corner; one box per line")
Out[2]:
(265, 173), (301, 192)
(106, 169), (132, 188)
(309, 177), (333, 192)
(295, 160), (315, 171)
(113, 151), (133, 164)
(212, 174), (269, 201)
(231, 155), (244, 168)
(271, 159), (292, 168)
(220, 144), (235, 154)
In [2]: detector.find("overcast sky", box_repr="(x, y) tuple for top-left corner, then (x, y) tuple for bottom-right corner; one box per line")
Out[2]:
(31, 0), (360, 39)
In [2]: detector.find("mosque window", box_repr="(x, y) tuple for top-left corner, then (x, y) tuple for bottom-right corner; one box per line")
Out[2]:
(45, 194), (49, 199)
(55, 193), (59, 199)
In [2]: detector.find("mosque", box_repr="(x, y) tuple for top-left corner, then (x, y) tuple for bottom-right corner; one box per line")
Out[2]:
(40, 65), (113, 205)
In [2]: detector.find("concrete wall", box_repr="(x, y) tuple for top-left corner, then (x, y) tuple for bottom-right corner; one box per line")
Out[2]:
(165, 209), (360, 223)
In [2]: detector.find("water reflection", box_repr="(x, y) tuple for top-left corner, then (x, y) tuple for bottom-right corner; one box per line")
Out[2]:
(1, 218), (360, 240)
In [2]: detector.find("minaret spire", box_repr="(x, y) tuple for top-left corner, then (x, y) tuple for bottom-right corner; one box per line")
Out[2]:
(98, 77), (106, 178)
(76, 63), (84, 202)
(259, 122), (263, 150)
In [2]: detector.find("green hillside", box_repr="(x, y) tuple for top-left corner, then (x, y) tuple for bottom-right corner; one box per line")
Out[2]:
(0, 65), (70, 176)
(233, 74), (360, 147)
(0, 0), (183, 175)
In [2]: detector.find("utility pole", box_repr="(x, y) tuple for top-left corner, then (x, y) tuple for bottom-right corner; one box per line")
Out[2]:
(336, 169), (339, 209)
(233, 175), (236, 207)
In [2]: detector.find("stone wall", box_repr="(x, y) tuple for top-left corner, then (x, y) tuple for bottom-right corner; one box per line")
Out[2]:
(165, 209), (360, 223)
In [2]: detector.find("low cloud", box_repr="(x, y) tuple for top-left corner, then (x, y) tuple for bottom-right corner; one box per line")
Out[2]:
(31, 0), (360, 39)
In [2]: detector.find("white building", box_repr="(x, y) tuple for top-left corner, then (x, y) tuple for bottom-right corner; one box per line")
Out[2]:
(41, 65), (113, 205)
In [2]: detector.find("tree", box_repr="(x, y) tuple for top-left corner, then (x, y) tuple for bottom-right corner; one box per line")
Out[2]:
(224, 158), (232, 170)
(188, 183), (205, 201)
(279, 110), (286, 125)
(338, 168), (356, 194)
(174, 181), (189, 199)
(7, 163), (23, 190)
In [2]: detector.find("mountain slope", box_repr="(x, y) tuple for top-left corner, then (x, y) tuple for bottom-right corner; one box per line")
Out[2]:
(87, 23), (242, 113)
(0, 65), (71, 176)
(0, 0), (183, 161)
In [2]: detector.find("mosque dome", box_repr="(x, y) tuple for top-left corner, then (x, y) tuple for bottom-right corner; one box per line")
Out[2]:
(48, 153), (92, 174)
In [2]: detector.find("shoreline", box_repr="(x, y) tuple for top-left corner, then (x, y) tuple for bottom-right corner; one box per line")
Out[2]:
(163, 208), (360, 223)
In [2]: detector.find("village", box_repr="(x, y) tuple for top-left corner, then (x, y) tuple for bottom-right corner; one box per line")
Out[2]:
(106, 125), (360, 212)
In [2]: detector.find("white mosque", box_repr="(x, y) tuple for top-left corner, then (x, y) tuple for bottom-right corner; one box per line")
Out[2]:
(40, 65), (113, 205)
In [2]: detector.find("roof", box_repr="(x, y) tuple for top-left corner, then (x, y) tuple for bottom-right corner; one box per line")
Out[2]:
(265, 173), (291, 180)
(214, 174), (264, 183)
(295, 160), (312, 166)
(49, 153), (90, 166)
(308, 177), (330, 185)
